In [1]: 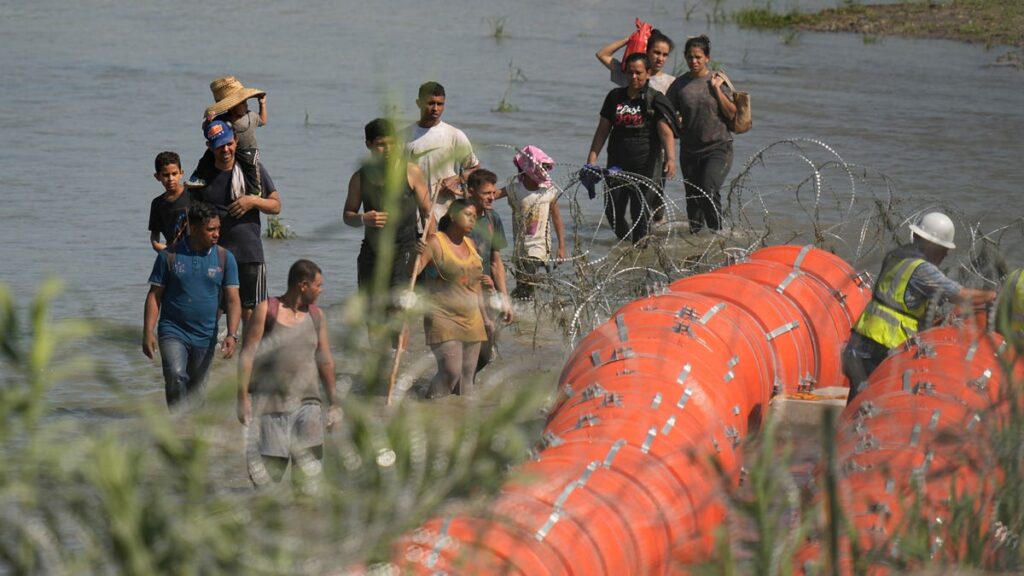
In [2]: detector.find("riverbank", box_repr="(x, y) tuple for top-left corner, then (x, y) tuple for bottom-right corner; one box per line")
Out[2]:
(736, 0), (1023, 59)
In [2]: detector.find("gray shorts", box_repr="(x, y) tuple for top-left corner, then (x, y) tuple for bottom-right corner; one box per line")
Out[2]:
(254, 403), (324, 458)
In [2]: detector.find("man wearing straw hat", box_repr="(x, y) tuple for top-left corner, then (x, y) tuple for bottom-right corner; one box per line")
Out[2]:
(191, 119), (282, 330)
(188, 76), (268, 194)
(843, 211), (996, 404)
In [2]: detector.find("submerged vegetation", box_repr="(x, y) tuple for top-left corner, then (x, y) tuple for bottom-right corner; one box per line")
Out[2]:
(735, 0), (1024, 49)
(266, 214), (297, 240)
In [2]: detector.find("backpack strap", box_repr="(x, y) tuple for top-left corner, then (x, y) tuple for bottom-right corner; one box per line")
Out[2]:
(217, 246), (227, 286)
(264, 296), (280, 335)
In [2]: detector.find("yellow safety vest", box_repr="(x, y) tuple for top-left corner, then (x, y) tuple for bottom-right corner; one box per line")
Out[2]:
(996, 269), (1024, 343)
(853, 257), (928, 349)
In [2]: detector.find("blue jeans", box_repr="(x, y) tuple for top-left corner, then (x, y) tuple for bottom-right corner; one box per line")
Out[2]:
(158, 337), (216, 409)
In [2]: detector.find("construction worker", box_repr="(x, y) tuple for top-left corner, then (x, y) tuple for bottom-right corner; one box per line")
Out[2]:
(843, 211), (997, 404)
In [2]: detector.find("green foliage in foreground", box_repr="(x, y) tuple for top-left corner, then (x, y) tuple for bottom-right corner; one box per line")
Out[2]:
(0, 281), (547, 574)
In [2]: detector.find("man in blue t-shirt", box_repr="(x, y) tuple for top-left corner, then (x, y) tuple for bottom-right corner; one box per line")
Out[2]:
(143, 201), (241, 410)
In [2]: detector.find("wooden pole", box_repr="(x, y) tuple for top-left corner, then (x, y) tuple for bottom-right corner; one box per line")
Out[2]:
(385, 169), (439, 405)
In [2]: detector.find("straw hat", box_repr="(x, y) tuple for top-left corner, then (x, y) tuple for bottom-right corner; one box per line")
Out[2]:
(205, 76), (265, 116)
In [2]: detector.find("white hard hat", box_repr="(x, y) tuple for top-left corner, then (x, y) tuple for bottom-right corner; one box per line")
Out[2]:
(909, 211), (956, 249)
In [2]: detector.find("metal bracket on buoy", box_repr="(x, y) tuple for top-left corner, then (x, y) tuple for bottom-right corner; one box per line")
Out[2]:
(968, 369), (992, 393)
(602, 439), (626, 469)
(673, 320), (694, 337)
(424, 517), (452, 568)
(928, 410), (941, 431)
(797, 375), (817, 393)
(676, 306), (698, 319)
(580, 382), (608, 401)
(538, 431), (564, 450)
(590, 351), (601, 366)
(661, 415), (676, 435)
(699, 303), (726, 325)
(912, 381), (935, 395)
(794, 244), (813, 270)
(965, 341), (979, 362)
(641, 427), (658, 454)
(602, 393), (623, 408)
(914, 343), (936, 359)
(677, 363), (692, 385)
(776, 271), (801, 294)
(651, 393), (663, 409)
(575, 414), (600, 429)
(610, 346), (634, 361)
(616, 314), (628, 342)
(677, 388), (694, 409)
(725, 426), (740, 448)
(853, 270), (873, 289)
(766, 321), (800, 341)
(967, 413), (982, 431)
(909, 424), (922, 447)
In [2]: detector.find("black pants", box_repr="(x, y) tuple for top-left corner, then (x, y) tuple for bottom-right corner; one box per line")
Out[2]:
(841, 332), (890, 405)
(603, 169), (660, 244)
(681, 144), (732, 232)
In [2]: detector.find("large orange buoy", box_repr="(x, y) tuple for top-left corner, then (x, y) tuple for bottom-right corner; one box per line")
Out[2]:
(798, 322), (1022, 574)
(393, 245), (868, 574)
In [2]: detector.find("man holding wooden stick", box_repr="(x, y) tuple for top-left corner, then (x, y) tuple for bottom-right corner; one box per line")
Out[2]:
(343, 118), (433, 348)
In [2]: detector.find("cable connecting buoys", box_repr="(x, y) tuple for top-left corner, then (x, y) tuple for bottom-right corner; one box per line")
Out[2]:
(393, 245), (868, 574)
(798, 322), (1023, 574)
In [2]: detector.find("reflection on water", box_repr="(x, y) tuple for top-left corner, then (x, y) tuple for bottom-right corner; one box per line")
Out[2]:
(1, 0), (1021, 410)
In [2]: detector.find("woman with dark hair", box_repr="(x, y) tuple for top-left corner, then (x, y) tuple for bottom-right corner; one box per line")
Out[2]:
(587, 53), (677, 244)
(666, 35), (737, 233)
(597, 28), (677, 94)
(414, 200), (491, 398)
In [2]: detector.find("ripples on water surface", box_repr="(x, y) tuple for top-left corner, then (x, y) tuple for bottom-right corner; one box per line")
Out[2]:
(1, 0), (1021, 410)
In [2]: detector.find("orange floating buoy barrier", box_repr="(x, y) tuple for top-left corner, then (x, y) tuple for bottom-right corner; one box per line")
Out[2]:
(797, 320), (1022, 574)
(393, 245), (868, 574)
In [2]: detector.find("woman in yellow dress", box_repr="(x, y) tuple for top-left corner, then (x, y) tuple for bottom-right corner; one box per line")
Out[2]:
(415, 200), (492, 397)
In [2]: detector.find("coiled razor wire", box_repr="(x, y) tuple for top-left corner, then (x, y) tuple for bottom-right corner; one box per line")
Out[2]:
(475, 139), (1024, 345)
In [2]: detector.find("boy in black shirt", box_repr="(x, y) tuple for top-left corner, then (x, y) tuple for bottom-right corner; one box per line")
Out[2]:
(148, 151), (190, 252)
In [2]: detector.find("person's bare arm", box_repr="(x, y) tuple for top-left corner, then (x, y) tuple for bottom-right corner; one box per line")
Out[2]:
(411, 236), (438, 278)
(408, 162), (435, 235)
(222, 286), (241, 359)
(314, 309), (341, 431)
(228, 189), (281, 218)
(142, 285), (163, 359)
(550, 200), (566, 262)
(257, 94), (267, 126)
(237, 300), (268, 425)
(596, 34), (631, 70)
(343, 171), (388, 228)
(657, 119), (677, 180)
(491, 251), (513, 323)
(710, 74), (737, 123)
(150, 231), (165, 253)
(587, 117), (613, 165)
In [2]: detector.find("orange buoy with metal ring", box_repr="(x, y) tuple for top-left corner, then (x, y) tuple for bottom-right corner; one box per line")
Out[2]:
(671, 272), (816, 394)
(748, 244), (871, 325)
(394, 245), (867, 574)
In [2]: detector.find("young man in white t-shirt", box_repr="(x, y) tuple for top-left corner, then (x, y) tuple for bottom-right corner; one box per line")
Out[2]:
(405, 81), (480, 223)
(497, 146), (566, 299)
